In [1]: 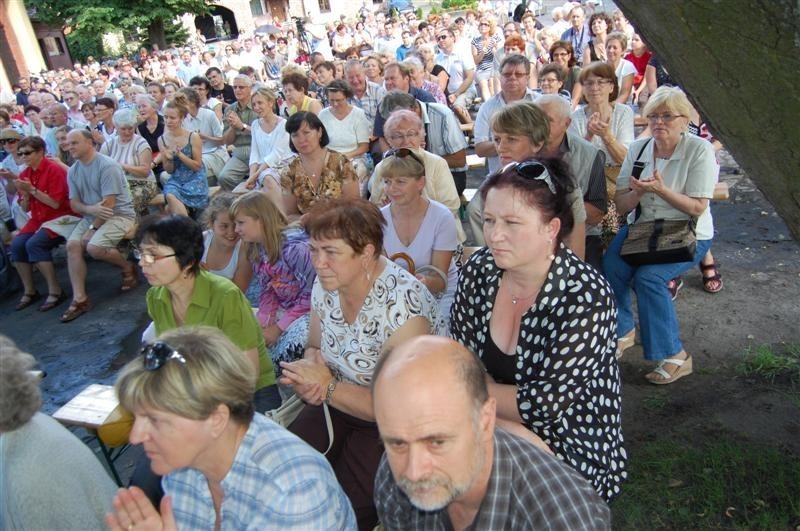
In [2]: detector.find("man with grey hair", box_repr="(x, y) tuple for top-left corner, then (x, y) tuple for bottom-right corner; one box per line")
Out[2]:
(372, 335), (611, 530)
(375, 90), (469, 197)
(369, 108), (465, 241)
(344, 58), (386, 125)
(537, 94), (607, 268)
(43, 103), (86, 155)
(218, 75), (257, 190)
(0, 335), (118, 529)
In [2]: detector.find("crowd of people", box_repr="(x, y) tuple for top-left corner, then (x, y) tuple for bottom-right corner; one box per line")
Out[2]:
(1, 1), (727, 529)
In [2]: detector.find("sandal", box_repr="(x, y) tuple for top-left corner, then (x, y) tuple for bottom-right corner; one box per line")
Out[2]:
(667, 277), (684, 301)
(15, 291), (41, 311)
(121, 268), (139, 292)
(645, 355), (693, 385)
(617, 329), (636, 360)
(699, 261), (723, 293)
(60, 299), (92, 323)
(39, 291), (68, 312)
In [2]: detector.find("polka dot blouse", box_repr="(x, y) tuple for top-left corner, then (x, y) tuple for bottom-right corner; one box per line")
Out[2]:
(450, 245), (628, 502)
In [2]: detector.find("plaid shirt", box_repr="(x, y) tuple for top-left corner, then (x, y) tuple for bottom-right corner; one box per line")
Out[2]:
(375, 429), (610, 530)
(164, 414), (357, 530)
(350, 81), (385, 125)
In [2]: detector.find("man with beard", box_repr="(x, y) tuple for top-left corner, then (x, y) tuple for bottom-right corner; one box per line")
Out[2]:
(372, 336), (610, 530)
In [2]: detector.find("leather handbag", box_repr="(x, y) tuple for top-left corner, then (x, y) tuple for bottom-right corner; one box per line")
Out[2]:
(620, 139), (697, 265)
(265, 395), (335, 455)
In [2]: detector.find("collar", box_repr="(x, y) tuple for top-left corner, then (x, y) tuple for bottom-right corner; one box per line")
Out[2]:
(498, 88), (538, 105)
(189, 269), (213, 310)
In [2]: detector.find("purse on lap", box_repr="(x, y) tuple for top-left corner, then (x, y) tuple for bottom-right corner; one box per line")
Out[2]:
(619, 139), (697, 265)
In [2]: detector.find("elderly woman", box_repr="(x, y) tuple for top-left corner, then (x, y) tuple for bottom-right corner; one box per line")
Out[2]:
(136, 94), (165, 177)
(318, 80), (372, 182)
(278, 112), (359, 221)
(243, 86), (292, 191)
(282, 72), (323, 116)
(0, 336), (117, 530)
(134, 214), (280, 411)
(569, 62), (634, 221)
(100, 108), (157, 217)
(158, 98), (208, 217)
(175, 88), (229, 187)
(231, 192), (315, 391)
(549, 40), (583, 109)
(417, 44), (448, 94)
(403, 56), (447, 105)
(603, 86), (717, 385)
(11, 136), (75, 312)
(379, 151), (458, 332)
(536, 63), (571, 100)
(450, 157), (627, 503)
(280, 198), (441, 530)
(106, 326), (357, 530)
(606, 31), (637, 104)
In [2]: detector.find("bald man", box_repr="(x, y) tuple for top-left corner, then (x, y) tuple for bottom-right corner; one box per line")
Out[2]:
(372, 336), (610, 531)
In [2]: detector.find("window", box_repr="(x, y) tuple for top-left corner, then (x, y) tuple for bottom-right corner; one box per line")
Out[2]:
(250, 0), (264, 16)
(318, 0), (331, 12)
(41, 36), (65, 57)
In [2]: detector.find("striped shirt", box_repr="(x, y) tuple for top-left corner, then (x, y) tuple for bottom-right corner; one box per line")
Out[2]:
(375, 429), (610, 530)
(164, 414), (357, 530)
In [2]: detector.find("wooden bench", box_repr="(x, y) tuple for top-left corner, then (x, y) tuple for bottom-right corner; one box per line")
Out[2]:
(53, 384), (132, 486)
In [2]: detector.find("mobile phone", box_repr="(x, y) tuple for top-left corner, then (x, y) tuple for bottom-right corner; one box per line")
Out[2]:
(631, 161), (646, 179)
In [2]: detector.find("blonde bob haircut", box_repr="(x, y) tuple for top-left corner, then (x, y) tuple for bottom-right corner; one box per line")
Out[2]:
(490, 100), (550, 147)
(381, 153), (425, 180)
(642, 86), (693, 129)
(230, 191), (288, 264)
(251, 86), (277, 106)
(115, 326), (255, 424)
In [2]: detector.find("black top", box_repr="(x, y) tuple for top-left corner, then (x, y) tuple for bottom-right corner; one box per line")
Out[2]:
(211, 84), (236, 105)
(482, 332), (517, 385)
(137, 115), (164, 154)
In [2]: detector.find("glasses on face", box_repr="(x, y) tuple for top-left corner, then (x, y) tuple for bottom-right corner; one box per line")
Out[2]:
(646, 113), (684, 123)
(583, 79), (611, 88)
(502, 71), (527, 79)
(141, 341), (186, 371)
(479, 22), (489, 27)
(436, 34), (449, 41)
(552, 51), (569, 58)
(384, 147), (424, 167)
(17, 150), (35, 156)
(133, 248), (176, 265)
(233, 85), (248, 90)
(539, 76), (559, 84)
(386, 129), (420, 142)
(502, 160), (556, 194)
(0, 139), (19, 145)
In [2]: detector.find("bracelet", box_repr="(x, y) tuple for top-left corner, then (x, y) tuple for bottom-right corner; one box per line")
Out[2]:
(324, 377), (338, 404)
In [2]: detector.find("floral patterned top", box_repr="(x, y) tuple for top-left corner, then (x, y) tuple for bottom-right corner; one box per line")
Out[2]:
(253, 227), (316, 331)
(313, 259), (442, 386)
(279, 150), (357, 214)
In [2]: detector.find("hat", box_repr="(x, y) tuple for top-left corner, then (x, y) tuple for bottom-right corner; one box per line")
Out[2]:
(0, 128), (22, 141)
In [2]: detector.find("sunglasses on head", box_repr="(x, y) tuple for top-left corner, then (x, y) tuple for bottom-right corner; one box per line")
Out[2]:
(141, 341), (186, 371)
(501, 160), (556, 194)
(384, 147), (424, 167)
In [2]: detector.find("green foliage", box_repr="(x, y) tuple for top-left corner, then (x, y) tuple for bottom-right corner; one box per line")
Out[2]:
(429, 6), (442, 15)
(736, 343), (800, 383)
(613, 438), (800, 529)
(415, 7), (424, 20)
(440, 0), (477, 10)
(28, 0), (209, 60)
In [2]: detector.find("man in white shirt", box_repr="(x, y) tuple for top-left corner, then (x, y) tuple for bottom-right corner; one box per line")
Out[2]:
(435, 28), (476, 124)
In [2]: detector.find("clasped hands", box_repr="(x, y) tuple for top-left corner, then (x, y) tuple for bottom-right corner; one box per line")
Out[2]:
(586, 111), (610, 140)
(630, 168), (666, 196)
(280, 347), (333, 405)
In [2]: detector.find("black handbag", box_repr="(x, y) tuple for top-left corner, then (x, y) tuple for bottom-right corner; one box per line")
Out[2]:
(620, 140), (697, 266)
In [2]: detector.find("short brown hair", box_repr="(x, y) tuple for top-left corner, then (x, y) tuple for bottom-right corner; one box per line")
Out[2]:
(282, 72), (309, 93)
(304, 198), (384, 256)
(579, 61), (619, 102)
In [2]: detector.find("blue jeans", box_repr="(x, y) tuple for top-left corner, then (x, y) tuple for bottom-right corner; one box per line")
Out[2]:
(603, 225), (712, 361)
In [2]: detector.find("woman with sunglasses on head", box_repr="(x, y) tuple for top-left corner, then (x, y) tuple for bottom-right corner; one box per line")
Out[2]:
(107, 326), (357, 531)
(603, 86), (717, 385)
(449, 153), (627, 503)
(280, 198), (441, 530)
(278, 112), (359, 222)
(9, 136), (76, 312)
(134, 214), (279, 412)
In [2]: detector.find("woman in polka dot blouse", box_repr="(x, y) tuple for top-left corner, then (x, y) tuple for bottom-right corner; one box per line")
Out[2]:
(450, 155), (627, 502)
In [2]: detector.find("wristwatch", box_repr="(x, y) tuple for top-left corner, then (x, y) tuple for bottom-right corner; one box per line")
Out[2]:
(324, 377), (338, 404)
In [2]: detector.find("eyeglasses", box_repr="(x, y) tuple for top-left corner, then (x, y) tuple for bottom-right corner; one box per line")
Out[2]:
(141, 341), (186, 371)
(502, 160), (556, 194)
(233, 85), (249, 90)
(501, 71), (528, 79)
(17, 150), (35, 156)
(646, 113), (685, 123)
(384, 147), (424, 167)
(539, 76), (559, 84)
(436, 34), (449, 41)
(133, 248), (176, 265)
(386, 130), (420, 141)
(0, 139), (19, 145)
(583, 79), (612, 88)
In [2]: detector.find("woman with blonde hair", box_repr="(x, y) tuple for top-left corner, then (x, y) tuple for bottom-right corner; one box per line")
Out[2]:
(175, 88), (229, 186)
(471, 18), (501, 100)
(199, 192), (251, 291)
(231, 192), (315, 386)
(107, 326), (356, 530)
(243, 86), (292, 191)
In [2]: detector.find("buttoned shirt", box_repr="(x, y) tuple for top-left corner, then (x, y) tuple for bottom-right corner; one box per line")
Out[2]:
(436, 48), (476, 95)
(375, 429), (611, 530)
(183, 107), (224, 154)
(165, 414), (357, 530)
(147, 269), (276, 390)
(350, 81), (386, 125)
(474, 89), (540, 174)
(223, 100), (258, 161)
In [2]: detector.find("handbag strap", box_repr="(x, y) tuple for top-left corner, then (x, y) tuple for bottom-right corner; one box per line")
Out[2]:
(322, 402), (334, 456)
(632, 139), (652, 222)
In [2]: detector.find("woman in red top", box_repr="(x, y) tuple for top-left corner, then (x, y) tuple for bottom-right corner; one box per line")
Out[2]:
(11, 136), (76, 312)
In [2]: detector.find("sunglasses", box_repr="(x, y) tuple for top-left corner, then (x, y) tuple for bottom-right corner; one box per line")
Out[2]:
(436, 34), (449, 41)
(0, 139), (19, 145)
(384, 147), (424, 167)
(17, 150), (35, 156)
(141, 341), (186, 371)
(501, 160), (556, 194)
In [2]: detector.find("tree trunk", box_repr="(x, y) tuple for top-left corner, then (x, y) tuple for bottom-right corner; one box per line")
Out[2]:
(616, 1), (800, 240)
(148, 19), (167, 50)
